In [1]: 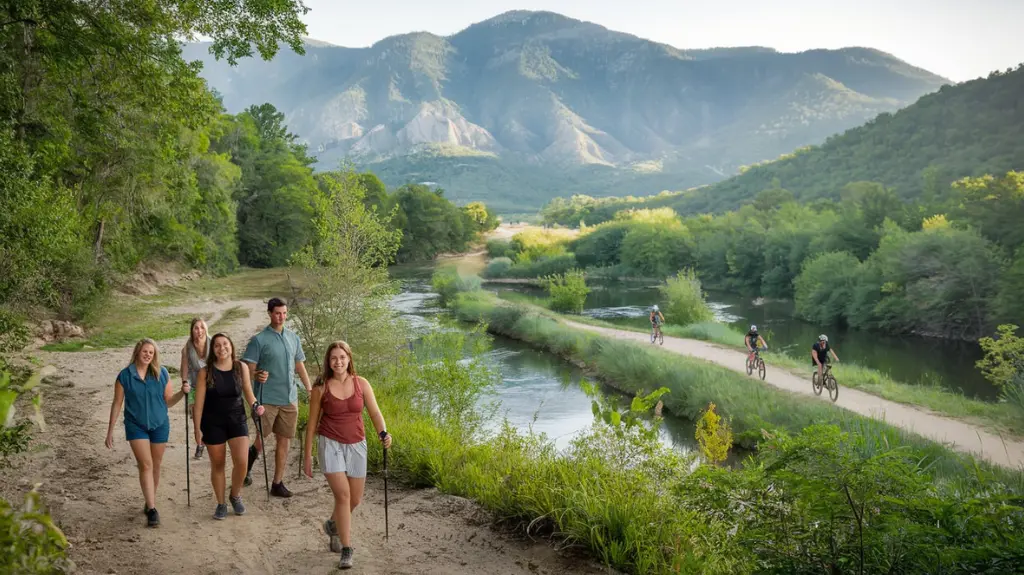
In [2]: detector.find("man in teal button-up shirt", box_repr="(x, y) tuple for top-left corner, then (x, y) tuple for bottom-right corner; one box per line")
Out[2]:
(242, 297), (312, 498)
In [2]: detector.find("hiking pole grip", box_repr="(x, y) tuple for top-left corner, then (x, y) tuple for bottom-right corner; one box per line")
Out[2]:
(383, 447), (389, 541)
(185, 399), (191, 507)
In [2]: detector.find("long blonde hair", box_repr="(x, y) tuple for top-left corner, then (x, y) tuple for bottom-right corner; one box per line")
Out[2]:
(130, 338), (161, 379)
(314, 341), (357, 387)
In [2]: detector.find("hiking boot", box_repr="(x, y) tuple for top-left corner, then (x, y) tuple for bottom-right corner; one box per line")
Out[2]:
(145, 507), (160, 527)
(323, 519), (342, 553)
(339, 547), (354, 570)
(229, 495), (246, 516)
(213, 503), (228, 520)
(194, 444), (205, 459)
(244, 472), (253, 487)
(270, 481), (293, 498)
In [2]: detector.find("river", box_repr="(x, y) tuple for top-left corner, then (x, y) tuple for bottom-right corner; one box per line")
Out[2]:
(488, 279), (996, 400)
(388, 266), (706, 457)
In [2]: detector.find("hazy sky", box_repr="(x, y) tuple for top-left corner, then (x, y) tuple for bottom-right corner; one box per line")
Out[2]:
(298, 0), (1024, 82)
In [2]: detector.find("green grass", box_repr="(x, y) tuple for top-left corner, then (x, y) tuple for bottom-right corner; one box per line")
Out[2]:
(210, 305), (251, 331)
(41, 311), (203, 352)
(495, 292), (1024, 440)
(454, 290), (1024, 483)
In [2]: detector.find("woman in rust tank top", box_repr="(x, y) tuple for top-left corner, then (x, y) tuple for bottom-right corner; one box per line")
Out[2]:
(302, 341), (392, 570)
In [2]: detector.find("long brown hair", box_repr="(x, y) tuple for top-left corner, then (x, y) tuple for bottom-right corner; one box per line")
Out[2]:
(314, 341), (357, 387)
(205, 333), (243, 392)
(130, 338), (161, 379)
(187, 317), (209, 356)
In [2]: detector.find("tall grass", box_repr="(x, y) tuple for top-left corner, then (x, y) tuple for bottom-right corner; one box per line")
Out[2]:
(366, 281), (1024, 574)
(450, 290), (1024, 483)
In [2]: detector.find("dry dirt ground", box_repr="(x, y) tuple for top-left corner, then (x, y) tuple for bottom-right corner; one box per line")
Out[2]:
(2, 296), (614, 575)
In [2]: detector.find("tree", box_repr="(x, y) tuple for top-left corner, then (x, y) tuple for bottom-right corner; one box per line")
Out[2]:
(793, 252), (864, 326)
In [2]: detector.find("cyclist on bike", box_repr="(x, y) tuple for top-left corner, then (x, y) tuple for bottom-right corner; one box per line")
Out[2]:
(649, 305), (665, 338)
(811, 334), (840, 381)
(745, 325), (767, 365)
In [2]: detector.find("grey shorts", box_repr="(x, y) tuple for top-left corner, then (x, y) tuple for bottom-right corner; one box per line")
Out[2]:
(317, 435), (367, 478)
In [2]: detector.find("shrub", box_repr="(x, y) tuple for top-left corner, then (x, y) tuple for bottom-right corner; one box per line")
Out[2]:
(486, 239), (513, 259)
(659, 269), (714, 326)
(545, 269), (589, 314)
(694, 402), (732, 464)
(503, 253), (577, 278)
(432, 267), (482, 304)
(482, 257), (513, 278)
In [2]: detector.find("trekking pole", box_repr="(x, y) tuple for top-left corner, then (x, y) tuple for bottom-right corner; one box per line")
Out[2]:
(383, 447), (389, 540)
(185, 397), (191, 507)
(256, 377), (271, 500)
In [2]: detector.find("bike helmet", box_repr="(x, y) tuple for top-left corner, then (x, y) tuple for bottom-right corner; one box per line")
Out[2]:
(652, 305), (659, 312)
(819, 334), (828, 343)
(750, 325), (758, 333)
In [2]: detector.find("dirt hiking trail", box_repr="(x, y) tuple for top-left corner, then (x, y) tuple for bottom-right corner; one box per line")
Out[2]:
(561, 320), (1024, 470)
(4, 297), (613, 575)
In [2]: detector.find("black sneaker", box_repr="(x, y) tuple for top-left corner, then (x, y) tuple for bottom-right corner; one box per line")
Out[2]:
(213, 503), (228, 520)
(146, 507), (160, 527)
(270, 482), (293, 498)
(229, 495), (246, 516)
(324, 519), (342, 553)
(339, 547), (354, 570)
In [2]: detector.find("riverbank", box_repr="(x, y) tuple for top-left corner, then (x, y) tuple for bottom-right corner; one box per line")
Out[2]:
(0, 272), (614, 575)
(494, 289), (1024, 441)
(449, 286), (1024, 472)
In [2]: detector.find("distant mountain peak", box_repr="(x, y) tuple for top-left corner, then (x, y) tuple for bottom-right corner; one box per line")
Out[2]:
(184, 11), (951, 211)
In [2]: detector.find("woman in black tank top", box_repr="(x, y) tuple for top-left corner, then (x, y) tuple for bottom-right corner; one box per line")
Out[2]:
(193, 333), (265, 520)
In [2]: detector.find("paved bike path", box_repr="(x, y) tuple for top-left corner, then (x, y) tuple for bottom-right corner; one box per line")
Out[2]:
(561, 320), (1024, 469)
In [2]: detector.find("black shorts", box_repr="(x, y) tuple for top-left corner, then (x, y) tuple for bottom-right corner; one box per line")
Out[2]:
(200, 417), (249, 445)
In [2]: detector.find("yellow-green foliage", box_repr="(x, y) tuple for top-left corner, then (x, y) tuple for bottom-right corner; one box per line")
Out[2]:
(978, 324), (1024, 390)
(695, 402), (733, 464)
(509, 228), (576, 263)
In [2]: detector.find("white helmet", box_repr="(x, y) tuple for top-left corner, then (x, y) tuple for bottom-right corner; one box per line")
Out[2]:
(652, 305), (659, 312)
(750, 325), (758, 333)
(819, 334), (828, 342)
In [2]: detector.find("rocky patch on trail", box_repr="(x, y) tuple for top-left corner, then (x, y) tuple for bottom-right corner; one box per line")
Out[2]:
(36, 319), (85, 342)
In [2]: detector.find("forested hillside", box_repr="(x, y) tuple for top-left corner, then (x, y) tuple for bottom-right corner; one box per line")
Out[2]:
(0, 3), (494, 330)
(670, 64), (1024, 215)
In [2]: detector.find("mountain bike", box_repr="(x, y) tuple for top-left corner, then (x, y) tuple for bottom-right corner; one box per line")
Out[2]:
(650, 324), (664, 345)
(746, 348), (766, 380)
(812, 362), (839, 402)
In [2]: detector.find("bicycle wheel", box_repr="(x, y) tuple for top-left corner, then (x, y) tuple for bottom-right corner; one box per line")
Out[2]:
(658, 332), (664, 345)
(746, 357), (753, 376)
(827, 375), (839, 402)
(812, 371), (823, 395)
(757, 358), (766, 380)
(650, 331), (656, 344)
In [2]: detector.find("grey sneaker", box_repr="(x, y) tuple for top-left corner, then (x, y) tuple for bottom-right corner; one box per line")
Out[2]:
(323, 519), (342, 553)
(213, 503), (228, 520)
(229, 495), (246, 516)
(339, 547), (354, 570)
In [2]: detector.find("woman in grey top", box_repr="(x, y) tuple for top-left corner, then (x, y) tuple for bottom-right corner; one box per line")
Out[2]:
(180, 317), (210, 459)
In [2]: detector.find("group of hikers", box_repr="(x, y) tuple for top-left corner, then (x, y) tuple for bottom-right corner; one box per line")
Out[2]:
(104, 298), (390, 570)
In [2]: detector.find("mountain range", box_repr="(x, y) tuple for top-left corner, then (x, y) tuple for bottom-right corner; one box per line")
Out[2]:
(183, 10), (950, 212)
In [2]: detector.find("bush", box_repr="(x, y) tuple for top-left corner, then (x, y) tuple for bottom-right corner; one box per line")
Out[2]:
(502, 253), (578, 278)
(432, 267), (482, 304)
(486, 239), (513, 259)
(482, 257), (513, 278)
(694, 402), (732, 464)
(545, 269), (590, 314)
(659, 269), (714, 326)
(0, 489), (71, 574)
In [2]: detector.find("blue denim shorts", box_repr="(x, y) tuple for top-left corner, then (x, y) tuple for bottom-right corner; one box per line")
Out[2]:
(125, 419), (170, 443)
